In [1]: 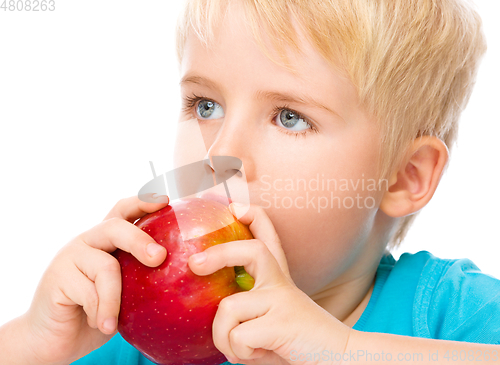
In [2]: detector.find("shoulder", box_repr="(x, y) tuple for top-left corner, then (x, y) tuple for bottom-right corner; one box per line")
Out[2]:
(401, 251), (500, 344)
(353, 251), (439, 333)
(357, 250), (500, 343)
(387, 250), (437, 272)
(379, 250), (445, 290)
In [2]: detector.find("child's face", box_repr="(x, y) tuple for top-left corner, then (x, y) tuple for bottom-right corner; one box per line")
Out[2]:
(175, 2), (390, 297)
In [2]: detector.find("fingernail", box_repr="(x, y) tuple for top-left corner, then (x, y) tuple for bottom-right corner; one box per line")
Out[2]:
(103, 317), (116, 332)
(225, 356), (238, 364)
(229, 202), (245, 217)
(152, 194), (170, 204)
(191, 251), (207, 264)
(147, 243), (165, 257)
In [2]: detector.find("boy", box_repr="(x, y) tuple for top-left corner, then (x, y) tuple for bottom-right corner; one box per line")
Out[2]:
(1, 0), (498, 364)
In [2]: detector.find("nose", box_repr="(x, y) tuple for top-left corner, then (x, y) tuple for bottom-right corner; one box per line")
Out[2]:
(203, 156), (244, 202)
(204, 112), (255, 183)
(202, 133), (253, 207)
(204, 156), (243, 182)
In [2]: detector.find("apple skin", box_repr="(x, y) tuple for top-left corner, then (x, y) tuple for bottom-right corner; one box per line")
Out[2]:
(112, 197), (254, 365)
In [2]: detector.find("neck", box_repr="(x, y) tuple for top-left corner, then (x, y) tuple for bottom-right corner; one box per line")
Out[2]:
(310, 267), (377, 327)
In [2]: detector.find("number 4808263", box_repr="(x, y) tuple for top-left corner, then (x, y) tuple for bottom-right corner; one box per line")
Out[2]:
(1, 0), (56, 11)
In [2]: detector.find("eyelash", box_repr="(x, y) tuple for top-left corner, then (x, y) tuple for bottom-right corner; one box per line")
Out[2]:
(182, 93), (318, 139)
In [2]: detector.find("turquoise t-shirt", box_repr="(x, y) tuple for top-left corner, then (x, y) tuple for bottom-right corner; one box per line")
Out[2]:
(72, 251), (500, 364)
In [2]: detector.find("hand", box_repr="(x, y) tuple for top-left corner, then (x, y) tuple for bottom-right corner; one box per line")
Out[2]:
(188, 203), (351, 365)
(23, 194), (170, 365)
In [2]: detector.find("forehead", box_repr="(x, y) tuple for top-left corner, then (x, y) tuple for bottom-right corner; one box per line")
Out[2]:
(179, 1), (360, 123)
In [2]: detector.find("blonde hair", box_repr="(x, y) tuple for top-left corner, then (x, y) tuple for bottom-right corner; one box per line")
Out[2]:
(175, 0), (487, 250)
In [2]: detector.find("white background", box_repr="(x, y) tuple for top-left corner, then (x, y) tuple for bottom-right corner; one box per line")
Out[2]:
(0, 0), (499, 327)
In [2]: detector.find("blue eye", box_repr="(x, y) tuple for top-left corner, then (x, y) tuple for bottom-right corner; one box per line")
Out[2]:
(274, 109), (311, 132)
(182, 94), (317, 137)
(196, 99), (224, 119)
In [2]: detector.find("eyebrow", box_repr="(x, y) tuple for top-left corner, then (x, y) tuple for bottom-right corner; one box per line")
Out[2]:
(180, 74), (343, 119)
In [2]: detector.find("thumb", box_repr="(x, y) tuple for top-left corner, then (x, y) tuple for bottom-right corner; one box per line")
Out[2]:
(229, 203), (291, 281)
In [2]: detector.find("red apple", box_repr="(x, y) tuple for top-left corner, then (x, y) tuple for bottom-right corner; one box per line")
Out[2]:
(112, 197), (255, 365)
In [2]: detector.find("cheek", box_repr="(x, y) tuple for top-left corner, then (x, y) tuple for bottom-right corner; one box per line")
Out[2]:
(257, 186), (370, 285)
(259, 194), (376, 293)
(250, 130), (382, 292)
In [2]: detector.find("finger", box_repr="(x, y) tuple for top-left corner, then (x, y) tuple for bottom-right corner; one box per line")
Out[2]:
(213, 291), (270, 361)
(188, 239), (284, 288)
(242, 349), (283, 365)
(226, 350), (281, 365)
(53, 258), (100, 330)
(229, 319), (284, 363)
(103, 194), (170, 223)
(79, 217), (166, 267)
(71, 245), (122, 335)
(229, 203), (291, 280)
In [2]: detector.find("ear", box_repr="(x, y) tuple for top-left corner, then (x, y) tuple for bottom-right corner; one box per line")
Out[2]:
(380, 136), (449, 218)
